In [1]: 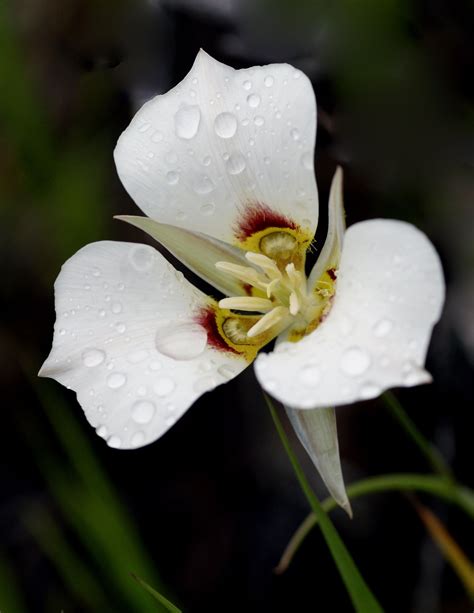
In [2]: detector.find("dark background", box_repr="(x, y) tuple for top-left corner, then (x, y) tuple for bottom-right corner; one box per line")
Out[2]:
(1, 0), (473, 611)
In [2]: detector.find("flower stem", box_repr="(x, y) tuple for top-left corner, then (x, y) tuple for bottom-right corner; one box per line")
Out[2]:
(382, 391), (453, 481)
(265, 393), (383, 612)
(276, 474), (474, 574)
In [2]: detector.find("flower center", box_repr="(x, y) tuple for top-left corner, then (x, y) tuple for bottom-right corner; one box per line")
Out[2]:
(215, 232), (336, 342)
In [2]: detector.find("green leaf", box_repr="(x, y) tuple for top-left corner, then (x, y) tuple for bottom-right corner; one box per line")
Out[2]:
(132, 575), (182, 613)
(265, 394), (383, 612)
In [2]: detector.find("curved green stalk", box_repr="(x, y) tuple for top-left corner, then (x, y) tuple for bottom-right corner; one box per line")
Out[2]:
(265, 393), (383, 612)
(382, 391), (453, 480)
(276, 474), (474, 573)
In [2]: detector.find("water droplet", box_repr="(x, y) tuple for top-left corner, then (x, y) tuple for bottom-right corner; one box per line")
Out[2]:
(218, 364), (239, 380)
(247, 94), (260, 108)
(293, 70), (302, 79)
(107, 436), (122, 448)
(111, 302), (122, 314)
(166, 170), (179, 185)
(96, 425), (108, 438)
(194, 376), (215, 393)
(301, 152), (313, 170)
(131, 431), (145, 447)
(155, 323), (207, 360)
(254, 116), (264, 127)
(214, 112), (237, 138)
(129, 245), (155, 271)
(151, 130), (163, 143)
(131, 400), (155, 424)
(107, 372), (127, 389)
(226, 152), (246, 175)
(202, 155), (211, 166)
(264, 75), (274, 87)
(154, 377), (175, 397)
(359, 382), (381, 399)
(263, 156), (270, 165)
(299, 365), (320, 387)
(138, 122), (151, 133)
(200, 203), (215, 216)
(290, 128), (300, 141)
(115, 322), (126, 334)
(174, 104), (201, 139)
(59, 328), (66, 336)
(373, 319), (393, 338)
(243, 80), (252, 90)
(340, 347), (371, 376)
(82, 349), (106, 368)
(193, 175), (214, 194)
(92, 267), (101, 277)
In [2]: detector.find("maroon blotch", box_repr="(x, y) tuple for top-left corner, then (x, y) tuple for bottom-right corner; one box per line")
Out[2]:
(233, 201), (298, 241)
(195, 306), (238, 354)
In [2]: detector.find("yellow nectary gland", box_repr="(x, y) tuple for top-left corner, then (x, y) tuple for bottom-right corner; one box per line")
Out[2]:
(260, 231), (298, 265)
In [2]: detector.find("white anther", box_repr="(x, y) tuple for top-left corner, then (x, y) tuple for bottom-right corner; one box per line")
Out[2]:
(289, 291), (300, 316)
(247, 306), (289, 338)
(245, 252), (282, 279)
(218, 297), (274, 312)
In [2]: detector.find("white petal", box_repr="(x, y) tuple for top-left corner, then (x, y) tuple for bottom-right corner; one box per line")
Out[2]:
(39, 241), (249, 449)
(308, 166), (345, 287)
(285, 406), (351, 515)
(114, 49), (318, 248)
(255, 220), (445, 408)
(116, 215), (251, 297)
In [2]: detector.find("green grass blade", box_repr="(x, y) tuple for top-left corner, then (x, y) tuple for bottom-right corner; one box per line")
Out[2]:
(0, 552), (28, 613)
(132, 575), (183, 613)
(383, 391), (453, 480)
(265, 393), (383, 612)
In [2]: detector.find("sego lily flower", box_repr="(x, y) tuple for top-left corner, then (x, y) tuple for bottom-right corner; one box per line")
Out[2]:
(39, 51), (445, 512)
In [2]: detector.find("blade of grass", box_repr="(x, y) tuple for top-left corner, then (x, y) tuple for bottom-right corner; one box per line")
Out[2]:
(265, 393), (383, 612)
(24, 503), (110, 610)
(276, 473), (474, 573)
(0, 551), (27, 613)
(132, 575), (183, 613)
(382, 391), (453, 480)
(413, 501), (474, 599)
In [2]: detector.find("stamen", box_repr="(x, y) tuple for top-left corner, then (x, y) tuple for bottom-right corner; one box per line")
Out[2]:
(265, 278), (279, 298)
(215, 261), (262, 285)
(289, 291), (300, 316)
(219, 297), (274, 312)
(247, 306), (289, 338)
(245, 252), (282, 279)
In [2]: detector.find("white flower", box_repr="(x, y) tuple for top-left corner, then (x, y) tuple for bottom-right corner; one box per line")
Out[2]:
(39, 50), (445, 512)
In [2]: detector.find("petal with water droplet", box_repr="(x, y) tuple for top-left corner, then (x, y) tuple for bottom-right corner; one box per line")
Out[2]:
(114, 50), (318, 250)
(39, 241), (251, 449)
(255, 220), (445, 408)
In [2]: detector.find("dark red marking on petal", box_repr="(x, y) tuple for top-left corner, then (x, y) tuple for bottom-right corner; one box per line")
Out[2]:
(195, 306), (238, 354)
(327, 268), (337, 281)
(233, 201), (298, 241)
(242, 283), (253, 296)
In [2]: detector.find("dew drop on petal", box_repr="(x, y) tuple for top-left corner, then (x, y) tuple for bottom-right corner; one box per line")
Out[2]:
(359, 382), (381, 399)
(129, 245), (155, 271)
(193, 175), (215, 194)
(96, 425), (108, 438)
(200, 203), (215, 216)
(166, 170), (179, 185)
(155, 323), (207, 360)
(214, 112), (237, 138)
(174, 105), (201, 139)
(111, 302), (122, 314)
(131, 400), (156, 424)
(299, 365), (321, 387)
(218, 363), (240, 380)
(290, 128), (300, 141)
(194, 376), (216, 394)
(107, 372), (127, 389)
(82, 349), (105, 368)
(115, 322), (126, 334)
(128, 349), (149, 364)
(373, 318), (393, 338)
(247, 93), (260, 108)
(151, 130), (163, 143)
(131, 431), (146, 447)
(107, 435), (122, 448)
(340, 347), (371, 376)
(243, 80), (252, 90)
(226, 152), (246, 175)
(254, 116), (264, 127)
(154, 377), (175, 397)
(264, 75), (274, 87)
